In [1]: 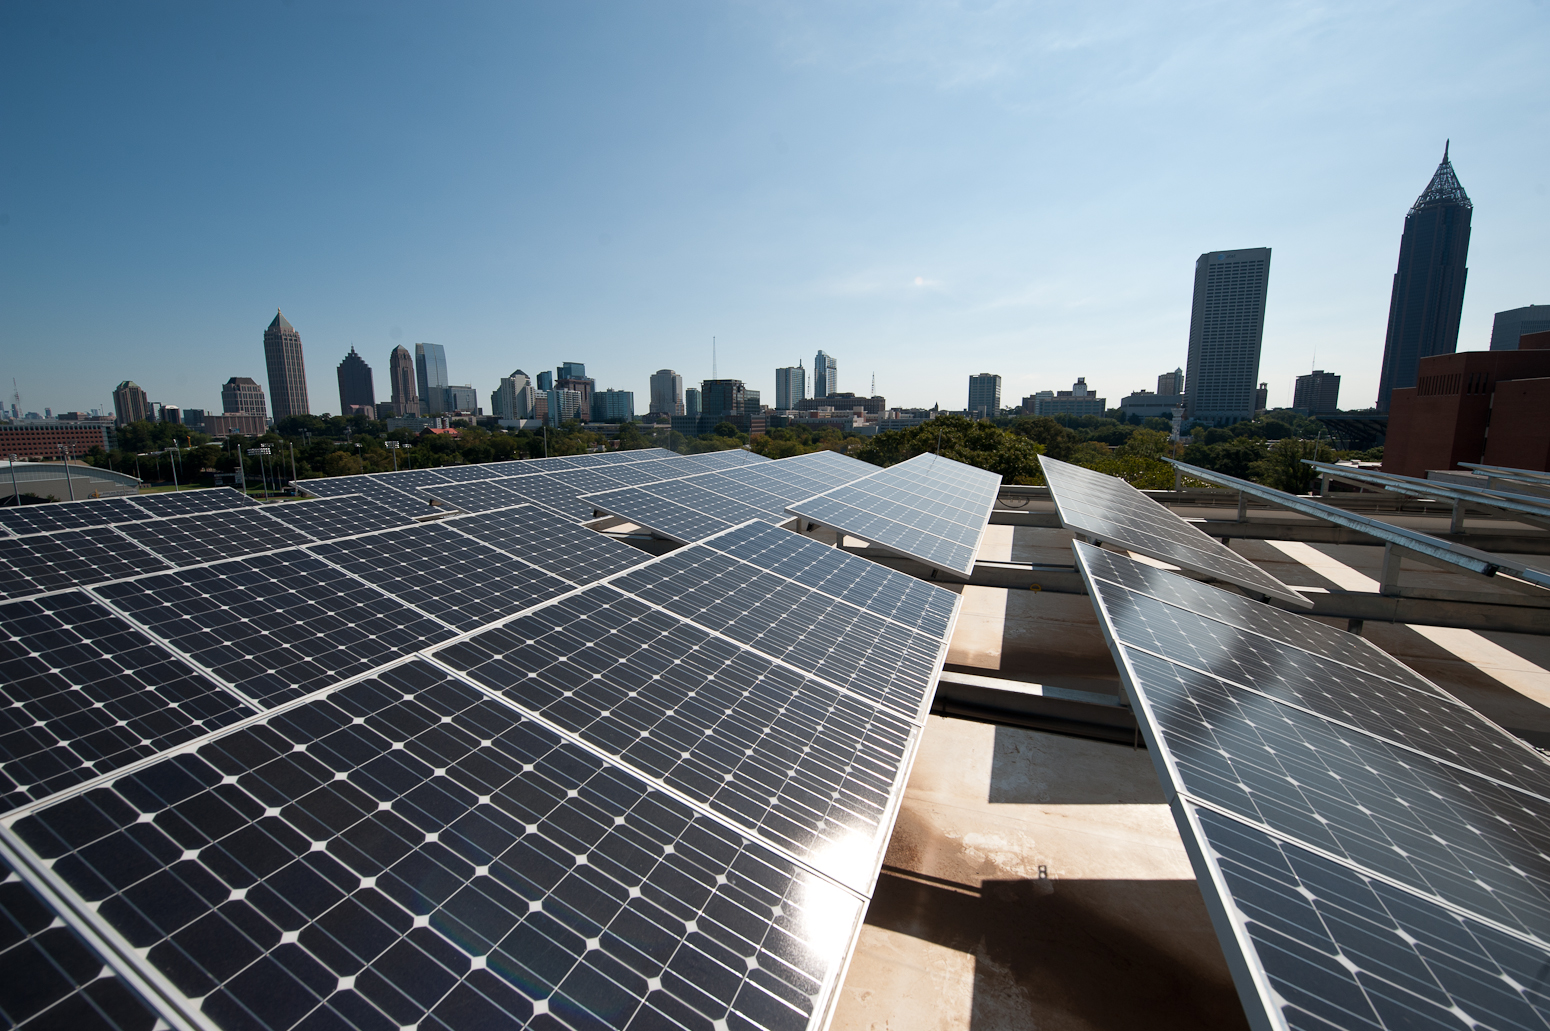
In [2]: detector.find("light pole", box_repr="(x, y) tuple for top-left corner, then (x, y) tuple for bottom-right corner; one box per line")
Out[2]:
(287, 441), (297, 494)
(353, 442), (362, 472)
(56, 444), (77, 501)
(6, 454), (18, 508)
(166, 446), (182, 491)
(247, 446), (272, 499)
(385, 440), (400, 472)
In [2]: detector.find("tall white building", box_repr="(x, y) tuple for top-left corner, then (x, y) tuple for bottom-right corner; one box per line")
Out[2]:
(814, 350), (837, 398)
(775, 363), (806, 410)
(545, 388), (582, 426)
(1184, 248), (1271, 423)
(967, 373), (1001, 419)
(649, 370), (684, 416)
(491, 370), (535, 421)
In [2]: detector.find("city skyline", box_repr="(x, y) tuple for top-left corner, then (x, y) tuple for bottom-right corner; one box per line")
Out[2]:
(2, 4), (1546, 417)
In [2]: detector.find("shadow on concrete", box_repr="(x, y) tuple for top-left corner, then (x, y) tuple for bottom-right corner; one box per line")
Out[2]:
(865, 870), (1251, 1031)
(988, 724), (1166, 805)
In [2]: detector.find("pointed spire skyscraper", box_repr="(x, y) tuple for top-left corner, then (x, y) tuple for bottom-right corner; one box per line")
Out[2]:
(263, 310), (311, 420)
(1376, 143), (1472, 412)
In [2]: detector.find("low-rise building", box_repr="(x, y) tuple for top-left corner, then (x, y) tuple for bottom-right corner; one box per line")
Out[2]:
(1117, 392), (1186, 420)
(0, 418), (116, 458)
(1383, 332), (1550, 476)
(1024, 378), (1107, 417)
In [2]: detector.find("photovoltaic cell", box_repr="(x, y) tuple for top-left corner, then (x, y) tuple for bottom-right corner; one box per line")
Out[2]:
(371, 469), (456, 491)
(11, 663), (863, 1031)
(0, 592), (253, 812)
(258, 494), (418, 541)
(700, 523), (957, 639)
(786, 453), (1000, 577)
(434, 587), (919, 891)
(95, 550), (457, 707)
(0, 497), (150, 537)
(495, 474), (600, 522)
(1076, 543), (1550, 1031)
(581, 488), (744, 544)
(1076, 543), (1440, 697)
(0, 868), (160, 1030)
(1123, 647), (1550, 941)
(444, 505), (651, 585)
(421, 479), (531, 514)
(295, 477), (439, 519)
(1188, 805), (1550, 1031)
(678, 450), (771, 471)
(115, 509), (316, 568)
(0, 528), (171, 601)
(1042, 455), (1310, 608)
(425, 464), (507, 483)
(609, 548), (944, 722)
(546, 468), (637, 498)
(1090, 566), (1550, 797)
(308, 523), (574, 632)
(127, 488), (259, 519)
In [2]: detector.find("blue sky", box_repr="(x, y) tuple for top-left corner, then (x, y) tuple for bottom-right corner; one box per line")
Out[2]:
(3, 1), (1547, 417)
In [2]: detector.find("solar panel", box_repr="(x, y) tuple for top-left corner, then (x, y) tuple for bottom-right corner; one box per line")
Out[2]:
(585, 461), (683, 487)
(675, 472), (799, 520)
(308, 523), (574, 632)
(1185, 804), (1550, 1031)
(786, 453), (1000, 577)
(0, 497), (150, 537)
(420, 479), (530, 514)
(494, 474), (600, 522)
(581, 487), (749, 544)
(95, 550), (457, 707)
(371, 468), (456, 490)
(778, 450), (875, 487)
(426, 463), (507, 483)
(115, 509), (316, 568)
(0, 527), (171, 601)
(1076, 544), (1443, 697)
(700, 522), (958, 639)
(434, 587), (919, 891)
(1075, 543), (1550, 1030)
(678, 449), (770, 471)
(126, 487), (259, 519)
(294, 477), (440, 519)
(1042, 455), (1311, 607)
(257, 494), (419, 541)
(609, 547), (946, 722)
(0, 867), (162, 1030)
(10, 663), (864, 1031)
(0, 592), (254, 811)
(444, 505), (652, 585)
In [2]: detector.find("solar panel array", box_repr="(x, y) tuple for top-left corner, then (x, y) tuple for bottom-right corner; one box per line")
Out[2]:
(1041, 455), (1311, 608)
(1075, 541), (1550, 1030)
(785, 452), (1002, 577)
(0, 449), (962, 1031)
(580, 450), (876, 545)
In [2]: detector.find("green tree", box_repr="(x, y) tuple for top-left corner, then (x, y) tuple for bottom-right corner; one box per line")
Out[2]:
(1253, 438), (1337, 495)
(856, 415), (1044, 483)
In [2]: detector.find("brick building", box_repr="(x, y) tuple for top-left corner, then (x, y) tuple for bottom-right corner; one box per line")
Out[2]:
(1382, 332), (1550, 476)
(0, 420), (115, 459)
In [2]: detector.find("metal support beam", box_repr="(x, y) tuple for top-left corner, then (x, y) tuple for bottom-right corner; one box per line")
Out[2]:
(1236, 492), (1248, 522)
(1450, 499), (1466, 535)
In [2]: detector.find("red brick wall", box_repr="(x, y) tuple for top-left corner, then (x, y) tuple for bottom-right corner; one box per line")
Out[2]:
(1484, 377), (1550, 472)
(1384, 350), (1550, 476)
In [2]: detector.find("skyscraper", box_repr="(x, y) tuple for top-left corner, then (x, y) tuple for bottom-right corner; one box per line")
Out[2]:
(389, 345), (420, 416)
(1183, 248), (1272, 423)
(775, 364), (806, 410)
(336, 347), (376, 414)
(112, 381), (149, 425)
(537, 371), (553, 392)
(263, 310), (310, 420)
(967, 374), (1001, 419)
(814, 351), (837, 397)
(221, 377), (267, 417)
(557, 362), (587, 380)
(649, 370), (684, 416)
(415, 343), (449, 414)
(1157, 368), (1183, 396)
(491, 370), (535, 421)
(1376, 144), (1472, 412)
(700, 379), (746, 416)
(1488, 305), (1550, 351)
(684, 388), (701, 419)
(1293, 370), (1341, 415)
(558, 373), (594, 418)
